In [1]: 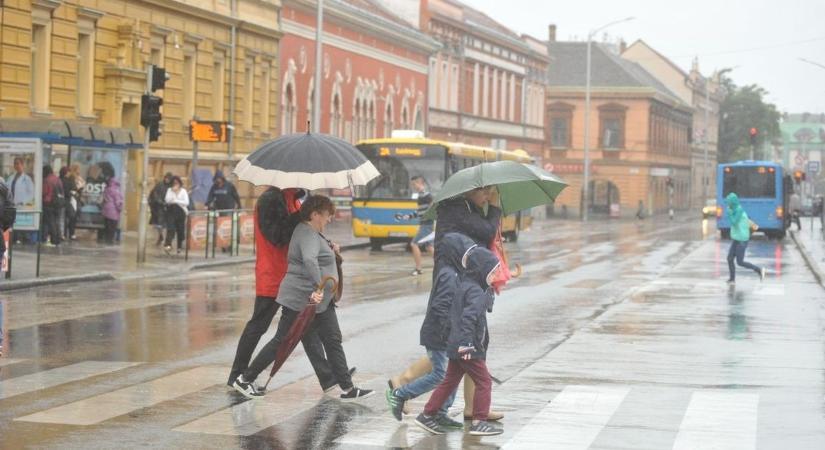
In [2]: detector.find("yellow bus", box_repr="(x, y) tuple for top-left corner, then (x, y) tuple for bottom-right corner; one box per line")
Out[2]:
(351, 132), (534, 250)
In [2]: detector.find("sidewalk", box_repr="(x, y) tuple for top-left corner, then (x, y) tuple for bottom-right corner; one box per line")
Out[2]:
(790, 216), (825, 288)
(1, 220), (367, 291)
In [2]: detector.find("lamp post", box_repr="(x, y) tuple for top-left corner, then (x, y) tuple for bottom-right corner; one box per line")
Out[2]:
(583, 17), (634, 222)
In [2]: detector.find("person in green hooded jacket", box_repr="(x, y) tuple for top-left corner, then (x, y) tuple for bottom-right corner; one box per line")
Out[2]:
(725, 192), (766, 284)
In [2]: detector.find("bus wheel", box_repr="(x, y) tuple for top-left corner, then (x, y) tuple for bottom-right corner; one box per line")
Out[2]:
(776, 230), (787, 240)
(370, 238), (385, 251)
(720, 229), (730, 240)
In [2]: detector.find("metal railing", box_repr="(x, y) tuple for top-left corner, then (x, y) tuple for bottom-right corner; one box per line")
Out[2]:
(184, 209), (255, 262)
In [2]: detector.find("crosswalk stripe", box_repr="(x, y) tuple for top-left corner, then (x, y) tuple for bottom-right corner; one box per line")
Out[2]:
(175, 375), (383, 436)
(503, 385), (629, 450)
(672, 391), (759, 450)
(0, 358), (27, 368)
(15, 366), (224, 426)
(0, 361), (140, 401)
(174, 375), (324, 436)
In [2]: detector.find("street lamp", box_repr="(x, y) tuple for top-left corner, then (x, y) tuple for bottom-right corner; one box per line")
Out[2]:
(582, 16), (634, 222)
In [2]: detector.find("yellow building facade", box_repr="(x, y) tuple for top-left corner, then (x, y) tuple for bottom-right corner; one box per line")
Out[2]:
(0, 0), (282, 229)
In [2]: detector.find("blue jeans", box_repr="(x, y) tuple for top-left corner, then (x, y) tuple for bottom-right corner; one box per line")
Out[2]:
(396, 349), (456, 416)
(727, 240), (761, 281)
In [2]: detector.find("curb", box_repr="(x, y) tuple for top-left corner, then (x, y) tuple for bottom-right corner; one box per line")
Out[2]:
(0, 272), (116, 292)
(3, 240), (373, 288)
(790, 230), (825, 289)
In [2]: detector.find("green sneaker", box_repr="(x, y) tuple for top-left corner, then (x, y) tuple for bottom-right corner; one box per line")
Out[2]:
(436, 414), (464, 430)
(385, 387), (405, 421)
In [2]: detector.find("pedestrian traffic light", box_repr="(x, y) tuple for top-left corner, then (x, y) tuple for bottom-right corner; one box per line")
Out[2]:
(749, 127), (758, 146)
(151, 66), (169, 92)
(794, 170), (806, 182)
(141, 94), (163, 142)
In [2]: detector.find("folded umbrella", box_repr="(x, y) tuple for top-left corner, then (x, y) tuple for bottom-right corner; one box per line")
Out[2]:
(262, 276), (339, 390)
(233, 131), (379, 190)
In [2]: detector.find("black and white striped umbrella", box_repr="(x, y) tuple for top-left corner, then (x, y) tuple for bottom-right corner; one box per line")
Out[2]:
(233, 132), (379, 190)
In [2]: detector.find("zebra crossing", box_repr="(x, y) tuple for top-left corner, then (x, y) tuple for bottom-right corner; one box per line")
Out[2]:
(0, 360), (764, 449)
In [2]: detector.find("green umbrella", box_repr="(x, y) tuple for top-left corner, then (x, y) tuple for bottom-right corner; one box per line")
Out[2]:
(424, 161), (568, 218)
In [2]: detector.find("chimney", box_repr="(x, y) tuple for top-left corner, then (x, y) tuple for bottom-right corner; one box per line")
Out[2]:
(619, 39), (627, 54)
(548, 24), (557, 42)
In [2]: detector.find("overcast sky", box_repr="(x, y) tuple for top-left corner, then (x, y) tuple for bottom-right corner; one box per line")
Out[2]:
(464, 0), (825, 115)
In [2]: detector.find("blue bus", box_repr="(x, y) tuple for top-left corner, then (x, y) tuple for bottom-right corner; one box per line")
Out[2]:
(716, 160), (791, 239)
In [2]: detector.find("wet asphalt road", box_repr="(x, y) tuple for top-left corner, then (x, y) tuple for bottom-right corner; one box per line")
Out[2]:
(1, 217), (824, 449)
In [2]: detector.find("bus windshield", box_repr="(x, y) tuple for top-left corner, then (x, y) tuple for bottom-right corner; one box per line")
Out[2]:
(357, 144), (447, 198)
(722, 166), (776, 199)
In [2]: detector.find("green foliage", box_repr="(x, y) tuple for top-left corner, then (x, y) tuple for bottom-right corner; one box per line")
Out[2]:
(718, 78), (781, 163)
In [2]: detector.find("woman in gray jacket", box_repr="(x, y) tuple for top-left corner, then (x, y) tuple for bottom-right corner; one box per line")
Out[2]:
(234, 195), (374, 401)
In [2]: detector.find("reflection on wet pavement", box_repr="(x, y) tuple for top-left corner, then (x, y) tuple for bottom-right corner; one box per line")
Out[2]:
(1, 217), (824, 449)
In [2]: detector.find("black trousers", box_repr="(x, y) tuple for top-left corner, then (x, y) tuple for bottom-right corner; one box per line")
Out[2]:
(103, 218), (118, 244)
(232, 297), (338, 390)
(42, 206), (61, 245)
(164, 207), (186, 249)
(243, 304), (353, 390)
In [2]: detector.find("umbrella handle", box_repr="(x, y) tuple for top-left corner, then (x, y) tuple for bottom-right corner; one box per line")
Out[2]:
(511, 263), (522, 278)
(315, 276), (338, 295)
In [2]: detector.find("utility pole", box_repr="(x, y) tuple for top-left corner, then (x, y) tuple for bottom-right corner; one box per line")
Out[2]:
(582, 16), (634, 222)
(136, 65), (153, 264)
(702, 77), (710, 206)
(312, 0), (324, 133)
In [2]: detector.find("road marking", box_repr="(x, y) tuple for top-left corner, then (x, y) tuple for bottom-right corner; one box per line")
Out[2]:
(503, 385), (629, 450)
(15, 366), (224, 425)
(174, 375), (324, 436)
(672, 391), (759, 450)
(333, 415), (434, 447)
(0, 358), (26, 368)
(0, 361), (140, 401)
(751, 283), (784, 296)
(175, 375), (383, 436)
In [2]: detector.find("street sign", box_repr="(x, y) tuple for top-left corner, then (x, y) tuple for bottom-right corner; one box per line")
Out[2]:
(807, 160), (821, 175)
(189, 120), (230, 143)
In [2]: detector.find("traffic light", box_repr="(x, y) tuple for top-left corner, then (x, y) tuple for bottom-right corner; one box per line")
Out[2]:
(749, 127), (758, 146)
(141, 94), (163, 142)
(151, 66), (169, 92)
(794, 170), (806, 182)
(140, 65), (168, 143)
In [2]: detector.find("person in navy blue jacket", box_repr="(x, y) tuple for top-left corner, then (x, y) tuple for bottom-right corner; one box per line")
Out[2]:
(415, 247), (503, 437)
(385, 233), (477, 428)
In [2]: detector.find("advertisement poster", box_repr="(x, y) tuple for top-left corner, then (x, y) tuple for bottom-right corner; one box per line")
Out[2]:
(215, 215), (232, 249)
(0, 138), (43, 231)
(238, 213), (254, 245)
(1, 229), (9, 272)
(188, 215), (208, 250)
(71, 147), (124, 229)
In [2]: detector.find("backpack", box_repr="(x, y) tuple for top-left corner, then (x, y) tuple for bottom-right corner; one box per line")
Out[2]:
(0, 182), (16, 231)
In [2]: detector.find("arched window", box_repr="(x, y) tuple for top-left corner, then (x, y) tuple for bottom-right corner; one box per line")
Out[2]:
(282, 82), (296, 134)
(384, 102), (394, 137)
(331, 93), (342, 137)
(413, 105), (423, 132)
(352, 97), (361, 142)
(368, 97), (376, 138)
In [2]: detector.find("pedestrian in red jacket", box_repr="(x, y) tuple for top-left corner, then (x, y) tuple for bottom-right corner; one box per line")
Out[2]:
(227, 187), (350, 393)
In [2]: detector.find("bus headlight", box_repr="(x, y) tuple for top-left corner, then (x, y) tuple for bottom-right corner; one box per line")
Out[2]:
(716, 206), (723, 218)
(775, 206), (783, 219)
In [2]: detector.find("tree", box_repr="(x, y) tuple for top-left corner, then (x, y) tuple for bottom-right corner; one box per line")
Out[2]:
(718, 78), (781, 163)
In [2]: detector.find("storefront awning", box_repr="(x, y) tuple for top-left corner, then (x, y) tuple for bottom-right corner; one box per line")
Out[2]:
(0, 119), (142, 149)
